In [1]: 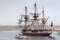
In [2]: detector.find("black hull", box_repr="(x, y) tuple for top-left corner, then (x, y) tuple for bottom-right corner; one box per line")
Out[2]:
(22, 29), (52, 36)
(22, 32), (52, 36)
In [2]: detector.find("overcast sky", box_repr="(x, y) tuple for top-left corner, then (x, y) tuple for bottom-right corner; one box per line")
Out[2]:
(0, 0), (60, 25)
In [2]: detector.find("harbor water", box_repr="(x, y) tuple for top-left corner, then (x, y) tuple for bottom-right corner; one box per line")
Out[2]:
(0, 31), (60, 40)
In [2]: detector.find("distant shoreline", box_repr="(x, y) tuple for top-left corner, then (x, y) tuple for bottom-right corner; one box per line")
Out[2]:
(0, 27), (60, 31)
(0, 28), (20, 31)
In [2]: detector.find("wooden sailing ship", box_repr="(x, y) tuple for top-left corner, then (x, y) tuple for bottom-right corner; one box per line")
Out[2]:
(18, 3), (53, 36)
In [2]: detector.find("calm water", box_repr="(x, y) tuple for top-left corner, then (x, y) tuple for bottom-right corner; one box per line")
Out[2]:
(0, 31), (60, 40)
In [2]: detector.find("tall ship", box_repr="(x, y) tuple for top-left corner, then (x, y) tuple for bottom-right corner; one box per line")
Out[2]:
(18, 3), (53, 36)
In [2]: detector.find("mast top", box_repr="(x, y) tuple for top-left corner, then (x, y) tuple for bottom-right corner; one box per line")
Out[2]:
(25, 6), (27, 15)
(34, 3), (37, 13)
(25, 6), (27, 10)
(34, 3), (36, 7)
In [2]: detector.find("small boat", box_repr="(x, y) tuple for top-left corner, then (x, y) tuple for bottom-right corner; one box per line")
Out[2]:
(15, 33), (26, 39)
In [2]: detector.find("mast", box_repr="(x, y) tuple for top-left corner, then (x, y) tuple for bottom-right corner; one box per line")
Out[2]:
(42, 6), (44, 24)
(33, 3), (38, 20)
(32, 3), (39, 29)
(25, 6), (27, 15)
(24, 6), (28, 27)
(34, 3), (37, 13)
(42, 6), (45, 29)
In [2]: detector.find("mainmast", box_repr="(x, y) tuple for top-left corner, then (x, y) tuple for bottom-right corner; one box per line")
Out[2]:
(34, 3), (37, 13)
(42, 6), (45, 24)
(24, 6), (28, 26)
(33, 3), (38, 20)
(25, 6), (27, 15)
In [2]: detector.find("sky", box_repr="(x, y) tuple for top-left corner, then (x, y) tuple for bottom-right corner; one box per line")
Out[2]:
(0, 0), (60, 25)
